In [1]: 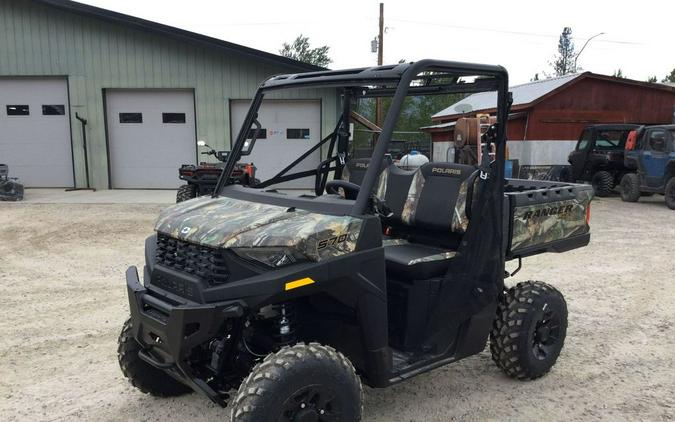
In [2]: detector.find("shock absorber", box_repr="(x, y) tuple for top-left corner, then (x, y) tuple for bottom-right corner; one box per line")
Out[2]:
(272, 302), (297, 347)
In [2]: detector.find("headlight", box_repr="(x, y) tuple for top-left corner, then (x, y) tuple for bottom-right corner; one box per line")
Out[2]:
(232, 247), (308, 268)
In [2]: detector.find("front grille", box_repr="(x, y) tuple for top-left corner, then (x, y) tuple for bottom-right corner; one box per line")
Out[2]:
(156, 234), (229, 285)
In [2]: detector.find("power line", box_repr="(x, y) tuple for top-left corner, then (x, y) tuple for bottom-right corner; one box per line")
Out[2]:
(387, 18), (642, 45)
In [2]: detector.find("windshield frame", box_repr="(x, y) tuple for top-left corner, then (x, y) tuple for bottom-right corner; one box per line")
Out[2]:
(213, 59), (510, 217)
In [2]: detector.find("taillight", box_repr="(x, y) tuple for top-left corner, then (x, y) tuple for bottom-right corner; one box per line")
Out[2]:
(585, 204), (591, 225)
(180, 170), (193, 177)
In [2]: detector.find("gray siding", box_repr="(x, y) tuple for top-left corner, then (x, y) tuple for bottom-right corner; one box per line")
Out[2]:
(0, 0), (338, 188)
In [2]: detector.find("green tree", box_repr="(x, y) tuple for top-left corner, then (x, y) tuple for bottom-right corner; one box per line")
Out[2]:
(279, 35), (331, 67)
(531, 73), (540, 82)
(647, 75), (658, 83)
(662, 68), (675, 83)
(613, 69), (625, 78)
(551, 27), (577, 76)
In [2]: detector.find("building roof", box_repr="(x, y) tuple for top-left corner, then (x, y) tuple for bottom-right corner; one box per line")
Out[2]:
(31, 0), (324, 72)
(432, 73), (582, 119)
(432, 72), (675, 121)
(419, 121), (457, 130)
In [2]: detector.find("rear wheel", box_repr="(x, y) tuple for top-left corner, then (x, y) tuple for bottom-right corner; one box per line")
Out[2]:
(176, 184), (197, 203)
(665, 177), (675, 210)
(591, 170), (614, 197)
(490, 281), (568, 380)
(231, 343), (363, 422)
(620, 173), (640, 202)
(117, 318), (192, 397)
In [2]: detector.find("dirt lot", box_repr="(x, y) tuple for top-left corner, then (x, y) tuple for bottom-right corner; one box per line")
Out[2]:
(1, 195), (674, 421)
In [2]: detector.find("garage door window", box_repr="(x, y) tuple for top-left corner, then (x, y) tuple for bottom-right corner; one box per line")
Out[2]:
(162, 112), (186, 123)
(42, 105), (65, 115)
(6, 105), (29, 116)
(119, 113), (143, 123)
(287, 128), (310, 139)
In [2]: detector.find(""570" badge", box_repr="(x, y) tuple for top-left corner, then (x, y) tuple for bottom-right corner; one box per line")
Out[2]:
(317, 234), (348, 250)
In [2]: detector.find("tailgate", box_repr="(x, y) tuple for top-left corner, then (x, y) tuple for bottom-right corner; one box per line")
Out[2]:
(505, 179), (593, 258)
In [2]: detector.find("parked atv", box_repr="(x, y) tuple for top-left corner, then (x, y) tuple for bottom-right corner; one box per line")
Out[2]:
(176, 140), (257, 203)
(620, 124), (675, 209)
(0, 164), (24, 201)
(119, 60), (594, 421)
(567, 124), (639, 197)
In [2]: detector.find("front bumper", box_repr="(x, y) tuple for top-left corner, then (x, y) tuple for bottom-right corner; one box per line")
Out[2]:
(125, 266), (242, 406)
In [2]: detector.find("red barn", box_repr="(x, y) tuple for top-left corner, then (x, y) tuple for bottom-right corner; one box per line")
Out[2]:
(422, 72), (675, 165)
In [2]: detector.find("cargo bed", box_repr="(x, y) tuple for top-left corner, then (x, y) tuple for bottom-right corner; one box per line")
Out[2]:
(504, 179), (593, 259)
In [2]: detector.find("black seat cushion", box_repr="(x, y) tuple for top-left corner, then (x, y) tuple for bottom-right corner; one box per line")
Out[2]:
(384, 240), (456, 280)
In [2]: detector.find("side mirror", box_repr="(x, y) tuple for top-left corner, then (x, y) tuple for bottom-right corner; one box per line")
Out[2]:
(197, 140), (206, 147)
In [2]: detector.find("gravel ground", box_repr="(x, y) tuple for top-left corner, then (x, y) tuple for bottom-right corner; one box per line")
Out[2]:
(1, 195), (674, 421)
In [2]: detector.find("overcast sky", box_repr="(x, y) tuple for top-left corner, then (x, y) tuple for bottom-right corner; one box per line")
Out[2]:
(81, 0), (673, 85)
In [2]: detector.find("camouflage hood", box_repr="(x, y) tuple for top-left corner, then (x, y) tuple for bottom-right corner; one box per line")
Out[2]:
(155, 196), (363, 261)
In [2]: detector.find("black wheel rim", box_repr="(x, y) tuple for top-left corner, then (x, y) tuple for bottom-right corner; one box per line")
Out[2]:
(279, 384), (341, 422)
(531, 308), (561, 361)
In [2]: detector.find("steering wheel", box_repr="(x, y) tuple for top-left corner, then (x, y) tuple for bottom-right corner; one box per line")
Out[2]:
(325, 180), (360, 200)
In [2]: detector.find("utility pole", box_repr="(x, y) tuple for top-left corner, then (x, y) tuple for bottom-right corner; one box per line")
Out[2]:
(375, 2), (384, 127)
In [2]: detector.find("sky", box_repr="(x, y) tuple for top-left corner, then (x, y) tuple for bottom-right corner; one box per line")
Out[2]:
(80, 0), (674, 85)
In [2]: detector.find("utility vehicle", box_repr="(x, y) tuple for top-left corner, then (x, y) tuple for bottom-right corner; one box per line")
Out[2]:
(566, 124), (639, 196)
(620, 124), (675, 209)
(118, 60), (594, 421)
(0, 164), (24, 201)
(176, 140), (257, 203)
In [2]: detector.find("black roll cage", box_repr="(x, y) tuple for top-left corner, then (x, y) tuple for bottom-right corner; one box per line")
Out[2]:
(214, 59), (510, 217)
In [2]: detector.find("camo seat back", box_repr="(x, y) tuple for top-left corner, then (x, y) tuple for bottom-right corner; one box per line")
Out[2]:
(400, 162), (476, 234)
(374, 163), (417, 224)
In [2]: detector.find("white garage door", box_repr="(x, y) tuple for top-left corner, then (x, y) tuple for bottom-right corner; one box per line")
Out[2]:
(231, 100), (321, 189)
(106, 90), (196, 189)
(0, 78), (73, 187)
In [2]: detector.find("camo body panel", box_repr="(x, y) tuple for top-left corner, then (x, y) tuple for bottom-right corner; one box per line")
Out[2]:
(155, 196), (363, 262)
(510, 189), (592, 251)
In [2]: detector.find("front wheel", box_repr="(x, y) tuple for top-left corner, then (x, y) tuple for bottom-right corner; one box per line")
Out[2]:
(490, 281), (568, 380)
(231, 343), (363, 422)
(620, 173), (640, 202)
(665, 177), (675, 210)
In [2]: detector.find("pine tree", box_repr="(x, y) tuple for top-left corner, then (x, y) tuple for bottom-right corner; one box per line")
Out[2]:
(613, 69), (625, 78)
(551, 27), (577, 76)
(662, 68), (675, 83)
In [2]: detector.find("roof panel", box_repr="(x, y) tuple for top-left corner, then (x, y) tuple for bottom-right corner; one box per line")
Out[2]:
(31, 0), (323, 72)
